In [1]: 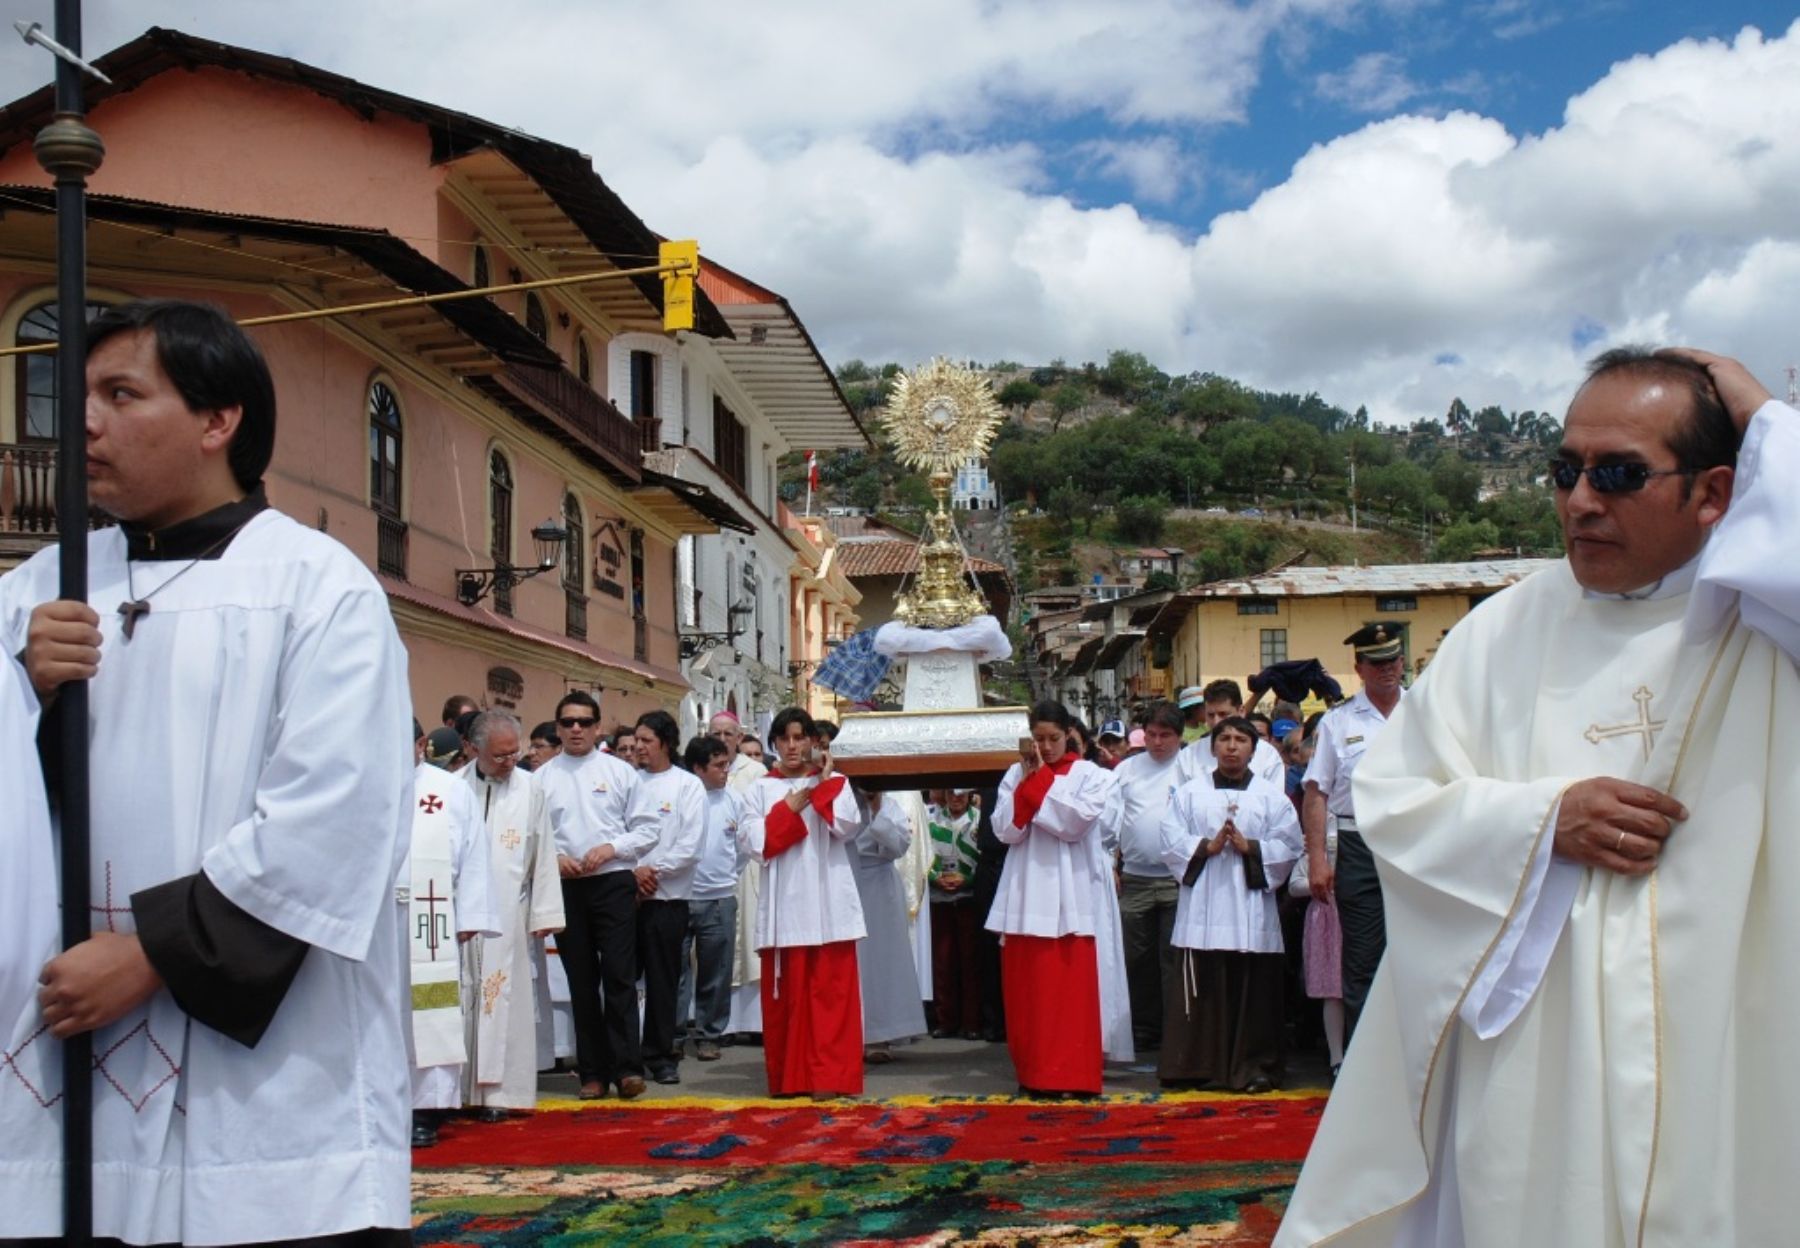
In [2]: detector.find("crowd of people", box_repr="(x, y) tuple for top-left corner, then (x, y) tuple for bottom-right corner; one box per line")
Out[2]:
(399, 627), (1396, 1132)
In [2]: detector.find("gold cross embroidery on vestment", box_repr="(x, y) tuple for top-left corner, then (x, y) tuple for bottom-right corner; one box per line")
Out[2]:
(1584, 686), (1665, 761)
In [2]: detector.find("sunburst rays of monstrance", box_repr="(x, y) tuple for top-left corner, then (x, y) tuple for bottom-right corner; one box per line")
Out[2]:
(881, 359), (1005, 629)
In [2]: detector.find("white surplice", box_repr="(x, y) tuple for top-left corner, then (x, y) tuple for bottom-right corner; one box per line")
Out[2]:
(851, 793), (929, 1044)
(1157, 778), (1301, 954)
(0, 511), (414, 1245)
(727, 752), (770, 1031)
(737, 774), (867, 951)
(462, 763), (564, 1109)
(1278, 399), (1800, 1248)
(986, 759), (1134, 1062)
(0, 655), (54, 1036)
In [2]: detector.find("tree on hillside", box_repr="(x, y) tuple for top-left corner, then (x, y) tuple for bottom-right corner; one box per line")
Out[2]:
(1445, 397), (1472, 437)
(1049, 383), (1086, 431)
(1115, 494), (1170, 544)
(1474, 404), (1511, 436)
(1429, 452), (1483, 515)
(1046, 482), (1099, 534)
(1434, 518), (1502, 561)
(998, 379), (1042, 410)
(1173, 373), (1259, 433)
(1099, 350), (1163, 402)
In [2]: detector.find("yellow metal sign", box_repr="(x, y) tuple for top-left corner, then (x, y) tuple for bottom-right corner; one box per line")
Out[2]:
(660, 239), (698, 333)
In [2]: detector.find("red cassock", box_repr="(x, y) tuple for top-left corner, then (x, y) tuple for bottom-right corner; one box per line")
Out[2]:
(758, 776), (864, 1096)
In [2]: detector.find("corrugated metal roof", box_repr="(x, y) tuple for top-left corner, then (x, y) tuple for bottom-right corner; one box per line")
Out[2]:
(1191, 559), (1555, 598)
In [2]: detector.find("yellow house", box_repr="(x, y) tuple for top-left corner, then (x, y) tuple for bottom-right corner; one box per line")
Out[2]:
(786, 506), (863, 719)
(1144, 560), (1556, 704)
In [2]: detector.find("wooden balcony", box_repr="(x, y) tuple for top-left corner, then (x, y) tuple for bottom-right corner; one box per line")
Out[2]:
(469, 363), (644, 485)
(0, 442), (57, 539)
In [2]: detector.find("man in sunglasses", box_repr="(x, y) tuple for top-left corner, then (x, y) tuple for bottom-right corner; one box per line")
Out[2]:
(1282, 348), (1800, 1248)
(535, 690), (653, 1100)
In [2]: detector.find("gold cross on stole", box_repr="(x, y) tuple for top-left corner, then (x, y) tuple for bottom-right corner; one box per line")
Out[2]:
(1584, 686), (1665, 760)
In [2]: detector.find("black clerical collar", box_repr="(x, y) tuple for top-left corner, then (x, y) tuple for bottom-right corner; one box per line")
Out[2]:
(123, 485), (268, 561)
(1212, 769), (1253, 791)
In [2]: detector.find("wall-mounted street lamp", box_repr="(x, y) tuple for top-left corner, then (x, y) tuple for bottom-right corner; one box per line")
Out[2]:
(456, 519), (568, 607)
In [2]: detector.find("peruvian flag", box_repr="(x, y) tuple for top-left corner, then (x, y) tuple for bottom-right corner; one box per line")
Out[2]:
(807, 450), (819, 491)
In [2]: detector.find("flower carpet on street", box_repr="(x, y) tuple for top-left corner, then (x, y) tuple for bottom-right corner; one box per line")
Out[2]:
(411, 1091), (1323, 1245)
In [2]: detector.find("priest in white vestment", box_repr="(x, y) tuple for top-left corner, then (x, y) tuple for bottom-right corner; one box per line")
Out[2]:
(462, 711), (564, 1114)
(717, 713), (771, 1037)
(1, 303), (416, 1245)
(850, 788), (930, 1054)
(405, 737), (499, 1146)
(1279, 348), (1800, 1247)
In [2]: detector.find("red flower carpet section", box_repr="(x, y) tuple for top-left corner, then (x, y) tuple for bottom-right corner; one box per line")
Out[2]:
(422, 1093), (1324, 1168)
(411, 1092), (1325, 1245)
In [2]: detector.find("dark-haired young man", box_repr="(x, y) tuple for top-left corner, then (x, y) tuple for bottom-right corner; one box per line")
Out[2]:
(535, 690), (652, 1100)
(628, 711), (704, 1083)
(738, 707), (868, 1096)
(3, 300), (416, 1243)
(1282, 349), (1800, 1247)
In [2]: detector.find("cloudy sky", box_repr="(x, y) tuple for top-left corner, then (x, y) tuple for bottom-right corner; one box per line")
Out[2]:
(10, 1), (1800, 424)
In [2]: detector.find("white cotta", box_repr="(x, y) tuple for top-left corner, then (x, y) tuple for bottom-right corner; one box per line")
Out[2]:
(1157, 778), (1301, 954)
(0, 656), (55, 1036)
(986, 758), (1134, 1063)
(727, 753), (769, 995)
(736, 774), (868, 949)
(0, 512), (414, 1245)
(462, 764), (564, 1108)
(850, 793), (930, 1043)
(1278, 400), (1800, 1248)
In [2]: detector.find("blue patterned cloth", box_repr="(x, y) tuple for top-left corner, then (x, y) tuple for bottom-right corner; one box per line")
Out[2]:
(812, 628), (891, 703)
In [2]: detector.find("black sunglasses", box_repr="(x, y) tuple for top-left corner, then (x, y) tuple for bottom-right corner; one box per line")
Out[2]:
(1548, 461), (1697, 494)
(558, 716), (598, 729)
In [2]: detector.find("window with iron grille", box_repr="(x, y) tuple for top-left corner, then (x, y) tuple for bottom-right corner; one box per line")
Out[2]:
(17, 300), (109, 441)
(562, 493), (586, 593)
(368, 382), (403, 516)
(1260, 628), (1288, 667)
(524, 293), (548, 343)
(472, 245), (489, 290)
(490, 449), (514, 615)
(1375, 594), (1417, 612)
(576, 334), (592, 385)
(1237, 598), (1279, 616)
(712, 397), (747, 489)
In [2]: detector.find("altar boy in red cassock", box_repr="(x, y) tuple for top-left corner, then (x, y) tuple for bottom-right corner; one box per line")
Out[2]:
(986, 700), (1132, 1096)
(736, 707), (868, 1096)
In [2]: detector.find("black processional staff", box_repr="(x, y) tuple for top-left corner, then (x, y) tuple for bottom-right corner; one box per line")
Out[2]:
(17, 5), (109, 1243)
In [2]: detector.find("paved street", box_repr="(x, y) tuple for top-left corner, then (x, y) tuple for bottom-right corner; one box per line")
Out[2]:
(538, 1033), (1332, 1101)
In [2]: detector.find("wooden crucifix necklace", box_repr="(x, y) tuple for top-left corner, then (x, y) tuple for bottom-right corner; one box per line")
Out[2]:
(118, 519), (252, 640)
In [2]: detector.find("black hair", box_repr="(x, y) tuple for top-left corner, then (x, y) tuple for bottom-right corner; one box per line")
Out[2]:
(768, 706), (818, 745)
(634, 709), (681, 760)
(530, 721), (561, 746)
(1144, 701), (1185, 735)
(453, 708), (479, 740)
(683, 734), (730, 772)
(1027, 700), (1073, 731)
(1202, 678), (1244, 707)
(87, 300), (276, 491)
(442, 694), (478, 724)
(814, 718), (840, 742)
(1209, 716), (1261, 751)
(1584, 347), (1739, 494)
(555, 689), (599, 719)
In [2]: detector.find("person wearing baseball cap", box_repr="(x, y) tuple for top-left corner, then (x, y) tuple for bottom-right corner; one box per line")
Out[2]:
(1096, 719), (1128, 767)
(1176, 686), (1208, 742)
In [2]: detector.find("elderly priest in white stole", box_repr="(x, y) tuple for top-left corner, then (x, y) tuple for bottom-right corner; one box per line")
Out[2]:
(1278, 347), (1800, 1247)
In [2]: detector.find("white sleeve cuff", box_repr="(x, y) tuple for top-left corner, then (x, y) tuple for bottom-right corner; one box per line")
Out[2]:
(1459, 798), (1580, 1040)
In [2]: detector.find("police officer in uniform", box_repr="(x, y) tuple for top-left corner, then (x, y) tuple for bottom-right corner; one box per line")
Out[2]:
(1300, 623), (1406, 1040)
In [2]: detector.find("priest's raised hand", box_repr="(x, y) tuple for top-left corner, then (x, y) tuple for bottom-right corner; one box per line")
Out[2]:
(1552, 776), (1687, 877)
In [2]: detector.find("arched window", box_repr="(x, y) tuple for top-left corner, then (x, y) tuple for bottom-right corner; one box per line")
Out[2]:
(576, 334), (592, 385)
(368, 381), (403, 515)
(471, 245), (490, 290)
(524, 293), (548, 343)
(562, 492), (586, 593)
(15, 299), (108, 441)
(489, 449), (515, 615)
